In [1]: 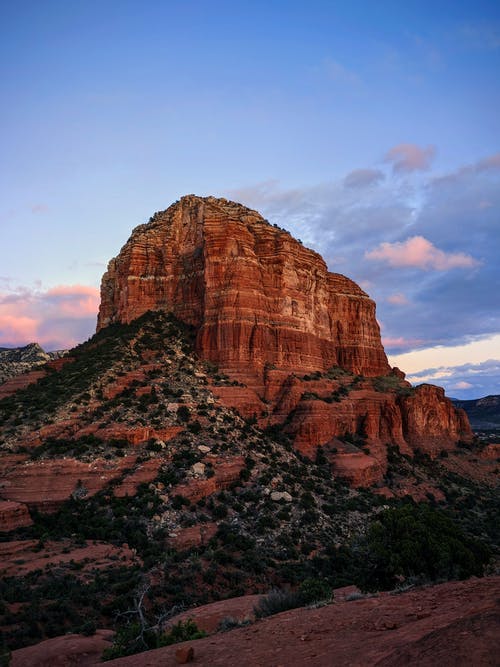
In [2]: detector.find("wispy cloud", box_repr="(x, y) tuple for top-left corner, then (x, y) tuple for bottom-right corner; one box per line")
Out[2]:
(458, 22), (500, 50)
(387, 293), (410, 305)
(452, 380), (473, 390)
(324, 58), (361, 86)
(365, 235), (481, 270)
(385, 143), (436, 173)
(401, 358), (500, 399)
(431, 152), (500, 187)
(344, 168), (385, 188)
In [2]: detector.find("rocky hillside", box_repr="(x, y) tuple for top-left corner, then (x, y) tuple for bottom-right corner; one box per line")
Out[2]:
(0, 196), (498, 662)
(453, 395), (500, 430)
(0, 343), (66, 385)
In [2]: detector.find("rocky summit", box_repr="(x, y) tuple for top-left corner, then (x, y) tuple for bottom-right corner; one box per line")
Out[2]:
(98, 195), (389, 378)
(0, 196), (498, 664)
(0, 343), (66, 387)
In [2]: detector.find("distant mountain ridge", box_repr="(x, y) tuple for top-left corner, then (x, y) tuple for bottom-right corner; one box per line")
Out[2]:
(452, 395), (500, 430)
(0, 343), (67, 385)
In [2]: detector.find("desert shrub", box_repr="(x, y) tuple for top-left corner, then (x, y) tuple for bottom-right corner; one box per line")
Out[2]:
(254, 577), (332, 619)
(373, 374), (404, 392)
(177, 405), (191, 422)
(102, 622), (150, 660)
(298, 577), (332, 604)
(254, 588), (305, 618)
(171, 494), (190, 510)
(217, 616), (251, 632)
(159, 619), (206, 646)
(353, 503), (491, 592)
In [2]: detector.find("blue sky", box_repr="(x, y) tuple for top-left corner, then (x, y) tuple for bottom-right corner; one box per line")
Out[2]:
(1, 1), (499, 398)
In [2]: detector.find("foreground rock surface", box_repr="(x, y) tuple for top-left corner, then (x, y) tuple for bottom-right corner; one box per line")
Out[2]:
(19, 576), (497, 667)
(109, 576), (500, 666)
(11, 629), (114, 667)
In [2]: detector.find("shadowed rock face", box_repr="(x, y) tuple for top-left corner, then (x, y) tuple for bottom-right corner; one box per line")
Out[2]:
(97, 195), (390, 379)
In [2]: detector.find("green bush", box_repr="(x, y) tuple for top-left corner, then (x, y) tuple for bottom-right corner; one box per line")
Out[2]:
(254, 588), (305, 618)
(298, 577), (332, 604)
(353, 504), (491, 592)
(159, 619), (206, 646)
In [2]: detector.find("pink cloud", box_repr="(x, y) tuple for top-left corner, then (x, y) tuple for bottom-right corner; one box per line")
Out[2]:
(382, 335), (424, 351)
(45, 285), (100, 317)
(387, 293), (409, 305)
(385, 143), (436, 173)
(0, 314), (39, 344)
(0, 284), (99, 350)
(475, 152), (500, 172)
(365, 235), (481, 270)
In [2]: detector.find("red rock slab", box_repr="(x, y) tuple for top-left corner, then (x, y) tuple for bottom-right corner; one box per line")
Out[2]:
(102, 364), (162, 400)
(401, 384), (472, 453)
(479, 443), (500, 459)
(166, 594), (261, 634)
(209, 383), (264, 421)
(0, 500), (33, 531)
(0, 369), (46, 399)
(329, 451), (383, 487)
(172, 456), (245, 502)
(78, 424), (184, 446)
(391, 480), (446, 503)
(0, 453), (29, 475)
(114, 458), (163, 497)
(167, 522), (218, 550)
(0, 539), (137, 576)
(441, 451), (500, 487)
(10, 629), (114, 667)
(0, 456), (137, 512)
(105, 576), (500, 667)
(45, 357), (74, 371)
(379, 608), (500, 666)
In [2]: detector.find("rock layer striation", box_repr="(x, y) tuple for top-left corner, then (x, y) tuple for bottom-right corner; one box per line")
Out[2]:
(98, 195), (390, 378)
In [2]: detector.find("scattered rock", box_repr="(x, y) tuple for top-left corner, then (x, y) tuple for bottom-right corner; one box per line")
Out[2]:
(270, 491), (292, 502)
(192, 462), (206, 476)
(175, 645), (194, 663)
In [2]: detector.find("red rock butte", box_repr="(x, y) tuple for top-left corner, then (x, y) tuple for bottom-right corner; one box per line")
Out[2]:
(97, 195), (390, 380)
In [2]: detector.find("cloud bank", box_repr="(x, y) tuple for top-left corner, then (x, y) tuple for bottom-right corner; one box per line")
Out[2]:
(0, 284), (99, 350)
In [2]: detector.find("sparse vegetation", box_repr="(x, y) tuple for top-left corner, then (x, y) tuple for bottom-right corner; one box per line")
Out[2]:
(0, 310), (497, 660)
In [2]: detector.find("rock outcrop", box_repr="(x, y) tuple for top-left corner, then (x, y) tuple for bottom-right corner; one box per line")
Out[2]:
(0, 343), (67, 386)
(96, 195), (472, 471)
(98, 195), (390, 379)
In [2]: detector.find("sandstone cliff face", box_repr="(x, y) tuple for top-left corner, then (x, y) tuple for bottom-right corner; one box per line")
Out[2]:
(98, 195), (390, 378)
(400, 384), (472, 454)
